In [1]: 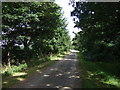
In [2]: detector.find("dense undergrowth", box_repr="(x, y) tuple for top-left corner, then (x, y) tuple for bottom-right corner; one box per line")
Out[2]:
(77, 53), (120, 88)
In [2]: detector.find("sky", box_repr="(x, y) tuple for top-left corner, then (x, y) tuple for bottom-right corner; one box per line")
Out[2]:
(55, 0), (81, 40)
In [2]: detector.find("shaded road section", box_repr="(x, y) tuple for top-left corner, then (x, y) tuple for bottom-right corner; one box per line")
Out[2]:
(11, 51), (81, 89)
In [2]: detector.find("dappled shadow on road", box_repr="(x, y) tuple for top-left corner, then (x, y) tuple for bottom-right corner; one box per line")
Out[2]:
(62, 59), (77, 61)
(25, 70), (80, 88)
(8, 52), (81, 88)
(24, 53), (81, 88)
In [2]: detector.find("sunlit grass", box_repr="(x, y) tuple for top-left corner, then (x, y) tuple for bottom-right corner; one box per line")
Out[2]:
(16, 77), (25, 81)
(12, 72), (27, 77)
(101, 75), (120, 88)
(77, 53), (120, 88)
(3, 81), (8, 84)
(50, 51), (70, 60)
(36, 70), (40, 72)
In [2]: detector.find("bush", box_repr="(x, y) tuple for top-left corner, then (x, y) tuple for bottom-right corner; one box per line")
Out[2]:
(2, 64), (28, 77)
(3, 70), (13, 77)
(11, 64), (28, 72)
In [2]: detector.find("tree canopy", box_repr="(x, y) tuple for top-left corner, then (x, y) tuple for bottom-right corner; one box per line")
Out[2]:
(2, 2), (71, 65)
(71, 2), (120, 62)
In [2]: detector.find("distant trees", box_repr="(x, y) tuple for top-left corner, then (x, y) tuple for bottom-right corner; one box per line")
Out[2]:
(71, 2), (120, 62)
(2, 2), (71, 65)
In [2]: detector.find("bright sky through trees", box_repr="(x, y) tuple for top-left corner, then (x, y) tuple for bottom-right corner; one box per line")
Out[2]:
(55, 0), (81, 40)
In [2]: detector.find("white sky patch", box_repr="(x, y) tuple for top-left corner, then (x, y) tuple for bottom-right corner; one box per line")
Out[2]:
(55, 0), (81, 40)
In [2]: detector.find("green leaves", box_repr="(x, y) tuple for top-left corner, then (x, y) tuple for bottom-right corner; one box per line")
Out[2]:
(71, 2), (120, 62)
(2, 2), (71, 65)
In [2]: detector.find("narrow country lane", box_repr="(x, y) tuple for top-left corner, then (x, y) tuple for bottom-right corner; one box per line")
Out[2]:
(11, 51), (81, 89)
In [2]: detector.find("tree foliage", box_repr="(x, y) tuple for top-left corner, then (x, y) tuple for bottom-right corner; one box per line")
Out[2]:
(71, 2), (120, 62)
(2, 2), (71, 65)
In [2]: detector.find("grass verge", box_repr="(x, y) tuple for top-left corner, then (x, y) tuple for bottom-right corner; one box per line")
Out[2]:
(77, 53), (120, 88)
(2, 51), (70, 88)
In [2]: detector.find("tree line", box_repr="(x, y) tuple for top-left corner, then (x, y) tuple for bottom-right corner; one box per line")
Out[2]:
(2, 2), (71, 66)
(71, 2), (120, 62)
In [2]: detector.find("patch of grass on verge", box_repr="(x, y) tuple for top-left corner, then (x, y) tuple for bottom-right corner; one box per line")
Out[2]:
(77, 53), (120, 88)
(2, 51), (70, 88)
